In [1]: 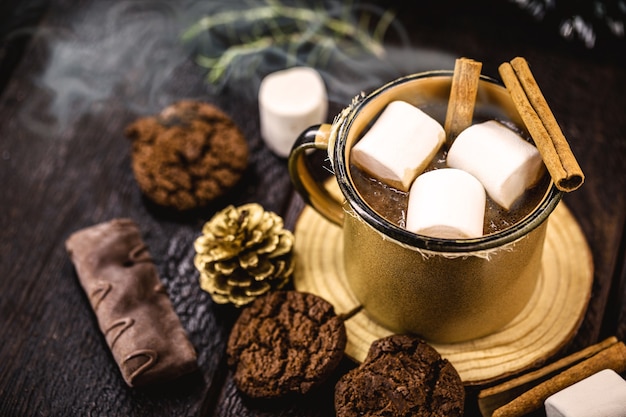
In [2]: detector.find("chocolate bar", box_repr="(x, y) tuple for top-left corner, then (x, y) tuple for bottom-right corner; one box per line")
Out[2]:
(65, 218), (198, 387)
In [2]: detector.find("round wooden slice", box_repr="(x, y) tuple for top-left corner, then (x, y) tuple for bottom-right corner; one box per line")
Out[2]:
(293, 200), (593, 385)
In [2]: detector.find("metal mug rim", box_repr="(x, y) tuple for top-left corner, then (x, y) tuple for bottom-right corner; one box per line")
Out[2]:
(333, 70), (563, 253)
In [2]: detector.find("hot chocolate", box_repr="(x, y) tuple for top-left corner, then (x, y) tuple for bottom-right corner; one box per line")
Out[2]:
(350, 102), (550, 236)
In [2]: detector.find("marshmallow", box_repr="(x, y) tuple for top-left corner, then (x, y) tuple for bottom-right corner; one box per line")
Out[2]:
(406, 168), (485, 239)
(351, 100), (445, 191)
(545, 369), (626, 417)
(258, 67), (328, 158)
(447, 120), (545, 210)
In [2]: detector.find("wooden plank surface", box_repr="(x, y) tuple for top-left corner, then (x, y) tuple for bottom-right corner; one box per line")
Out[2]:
(1, 0), (624, 416)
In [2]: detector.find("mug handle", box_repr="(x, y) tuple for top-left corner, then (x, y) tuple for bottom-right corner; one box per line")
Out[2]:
(288, 124), (344, 226)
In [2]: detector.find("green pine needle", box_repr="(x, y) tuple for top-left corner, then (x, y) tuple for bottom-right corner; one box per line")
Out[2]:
(182, 1), (398, 85)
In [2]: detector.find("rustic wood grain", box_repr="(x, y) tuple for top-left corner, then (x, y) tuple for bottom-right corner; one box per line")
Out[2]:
(1, 0), (625, 416)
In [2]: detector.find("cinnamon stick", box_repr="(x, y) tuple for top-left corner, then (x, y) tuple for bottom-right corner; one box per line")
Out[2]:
(491, 341), (626, 417)
(478, 337), (619, 417)
(444, 57), (482, 144)
(498, 57), (584, 192)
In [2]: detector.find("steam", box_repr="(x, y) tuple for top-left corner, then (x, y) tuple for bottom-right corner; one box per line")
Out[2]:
(20, 0), (456, 134)
(21, 1), (191, 132)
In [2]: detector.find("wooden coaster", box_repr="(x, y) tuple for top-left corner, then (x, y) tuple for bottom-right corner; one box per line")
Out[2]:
(293, 201), (593, 385)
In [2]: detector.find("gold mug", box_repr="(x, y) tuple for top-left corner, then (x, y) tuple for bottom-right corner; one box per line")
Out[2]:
(288, 71), (562, 343)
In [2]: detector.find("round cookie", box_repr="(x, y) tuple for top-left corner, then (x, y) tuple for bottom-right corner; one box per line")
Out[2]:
(226, 290), (347, 399)
(125, 101), (249, 211)
(335, 334), (465, 417)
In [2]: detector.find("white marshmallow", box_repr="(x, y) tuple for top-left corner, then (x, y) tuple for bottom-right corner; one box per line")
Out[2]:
(406, 168), (485, 239)
(351, 100), (445, 191)
(447, 120), (545, 210)
(258, 67), (328, 157)
(545, 369), (626, 417)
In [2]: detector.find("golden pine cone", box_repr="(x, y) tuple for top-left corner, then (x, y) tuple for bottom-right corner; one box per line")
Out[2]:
(193, 203), (295, 307)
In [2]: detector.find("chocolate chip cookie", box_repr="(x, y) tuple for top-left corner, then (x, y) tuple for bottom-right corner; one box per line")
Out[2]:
(125, 101), (249, 211)
(335, 334), (465, 417)
(226, 290), (347, 399)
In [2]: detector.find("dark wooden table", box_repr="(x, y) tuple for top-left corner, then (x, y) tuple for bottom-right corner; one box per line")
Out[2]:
(1, 0), (625, 416)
